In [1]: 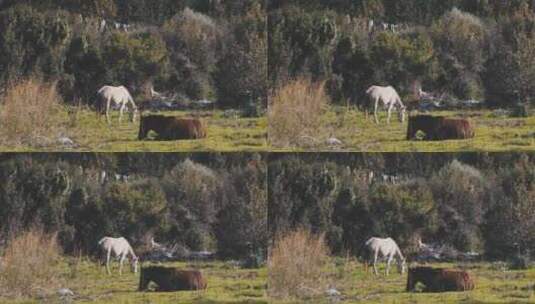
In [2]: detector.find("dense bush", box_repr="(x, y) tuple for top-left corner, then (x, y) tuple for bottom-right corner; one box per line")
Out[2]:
(0, 5), (71, 85)
(0, 1), (266, 112)
(0, 154), (267, 260)
(269, 153), (535, 260)
(269, 1), (535, 107)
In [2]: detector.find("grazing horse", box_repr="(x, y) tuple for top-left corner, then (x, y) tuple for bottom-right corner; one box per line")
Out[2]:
(406, 266), (475, 292)
(365, 85), (406, 124)
(138, 266), (207, 291)
(96, 85), (138, 124)
(406, 115), (475, 140)
(363, 237), (406, 275)
(98, 236), (139, 275)
(138, 115), (207, 140)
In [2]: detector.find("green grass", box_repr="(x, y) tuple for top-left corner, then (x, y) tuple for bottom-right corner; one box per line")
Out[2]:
(1, 259), (267, 304)
(0, 108), (267, 152)
(271, 106), (535, 152)
(271, 260), (535, 303)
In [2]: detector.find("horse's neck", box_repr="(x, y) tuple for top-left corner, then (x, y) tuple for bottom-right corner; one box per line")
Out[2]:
(394, 247), (404, 261)
(395, 97), (404, 109)
(127, 245), (137, 258)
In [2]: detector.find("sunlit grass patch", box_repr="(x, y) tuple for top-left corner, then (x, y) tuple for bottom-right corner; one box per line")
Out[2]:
(0, 107), (267, 152)
(269, 260), (535, 304)
(0, 259), (267, 304)
(270, 106), (535, 152)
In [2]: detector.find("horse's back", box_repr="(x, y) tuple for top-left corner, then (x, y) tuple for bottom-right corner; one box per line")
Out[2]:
(98, 236), (131, 253)
(366, 237), (399, 254)
(97, 85), (132, 101)
(365, 85), (400, 101)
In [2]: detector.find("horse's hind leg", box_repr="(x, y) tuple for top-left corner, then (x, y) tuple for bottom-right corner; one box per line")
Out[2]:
(106, 98), (112, 124)
(374, 99), (380, 124)
(373, 252), (379, 275)
(106, 250), (112, 275)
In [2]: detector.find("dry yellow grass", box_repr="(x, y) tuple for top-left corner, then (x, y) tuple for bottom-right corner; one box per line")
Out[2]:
(268, 228), (334, 300)
(268, 78), (329, 147)
(0, 228), (63, 298)
(0, 78), (67, 147)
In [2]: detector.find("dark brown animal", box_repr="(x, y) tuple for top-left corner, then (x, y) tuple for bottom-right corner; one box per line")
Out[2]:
(406, 266), (475, 292)
(406, 115), (475, 140)
(138, 115), (207, 140)
(138, 266), (207, 292)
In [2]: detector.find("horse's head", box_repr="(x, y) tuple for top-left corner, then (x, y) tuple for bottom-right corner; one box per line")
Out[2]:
(132, 256), (139, 273)
(130, 107), (138, 122)
(398, 105), (406, 123)
(398, 257), (407, 274)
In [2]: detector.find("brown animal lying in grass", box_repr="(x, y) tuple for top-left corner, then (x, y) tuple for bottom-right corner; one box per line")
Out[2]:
(138, 115), (207, 140)
(138, 266), (207, 291)
(406, 266), (475, 292)
(406, 115), (475, 140)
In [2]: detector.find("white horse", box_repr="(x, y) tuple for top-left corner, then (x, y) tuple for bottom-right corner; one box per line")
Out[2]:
(365, 85), (406, 124)
(98, 236), (139, 275)
(363, 237), (406, 276)
(96, 85), (138, 124)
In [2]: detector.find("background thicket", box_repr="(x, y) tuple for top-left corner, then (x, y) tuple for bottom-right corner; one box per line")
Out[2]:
(269, 0), (535, 107)
(0, 0), (266, 112)
(0, 153), (267, 260)
(268, 153), (535, 260)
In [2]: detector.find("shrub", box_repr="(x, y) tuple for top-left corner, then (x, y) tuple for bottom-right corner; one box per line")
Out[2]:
(509, 253), (531, 270)
(430, 160), (487, 252)
(0, 228), (62, 298)
(431, 8), (488, 99)
(0, 78), (67, 147)
(213, 29), (267, 110)
(268, 228), (334, 300)
(268, 78), (329, 147)
(103, 32), (169, 94)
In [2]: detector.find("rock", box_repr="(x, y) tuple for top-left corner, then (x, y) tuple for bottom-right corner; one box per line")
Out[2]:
(326, 288), (341, 297)
(326, 137), (343, 146)
(58, 288), (74, 297)
(58, 137), (75, 147)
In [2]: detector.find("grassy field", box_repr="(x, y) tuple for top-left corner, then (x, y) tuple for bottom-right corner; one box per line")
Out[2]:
(271, 107), (535, 152)
(271, 260), (535, 303)
(0, 108), (267, 152)
(1, 259), (267, 304)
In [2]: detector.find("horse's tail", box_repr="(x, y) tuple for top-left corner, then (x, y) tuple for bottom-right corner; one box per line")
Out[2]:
(365, 86), (375, 94)
(98, 237), (107, 246)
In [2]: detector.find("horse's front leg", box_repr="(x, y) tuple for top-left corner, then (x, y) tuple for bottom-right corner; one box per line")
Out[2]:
(387, 104), (393, 124)
(373, 252), (379, 275)
(119, 103), (126, 124)
(386, 256), (393, 276)
(119, 255), (125, 275)
(374, 99), (380, 124)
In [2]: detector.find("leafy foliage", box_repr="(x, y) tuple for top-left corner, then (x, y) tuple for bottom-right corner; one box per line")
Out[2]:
(0, 1), (266, 112)
(269, 153), (535, 259)
(270, 1), (535, 107)
(0, 154), (267, 259)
